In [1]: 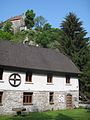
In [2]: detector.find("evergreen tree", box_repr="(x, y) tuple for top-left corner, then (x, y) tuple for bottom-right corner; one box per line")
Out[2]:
(25, 9), (35, 29)
(60, 12), (89, 71)
(60, 12), (89, 100)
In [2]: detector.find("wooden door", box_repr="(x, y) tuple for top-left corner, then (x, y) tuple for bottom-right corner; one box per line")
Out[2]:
(66, 94), (72, 108)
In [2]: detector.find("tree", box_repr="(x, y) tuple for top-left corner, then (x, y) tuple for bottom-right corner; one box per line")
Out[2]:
(35, 28), (61, 48)
(3, 21), (13, 33)
(34, 16), (47, 31)
(25, 9), (35, 29)
(80, 45), (90, 99)
(59, 12), (89, 100)
(60, 12), (89, 70)
(43, 23), (52, 31)
(11, 30), (28, 43)
(0, 30), (13, 40)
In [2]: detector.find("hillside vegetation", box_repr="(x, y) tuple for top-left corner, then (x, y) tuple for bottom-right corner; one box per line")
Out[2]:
(0, 10), (90, 100)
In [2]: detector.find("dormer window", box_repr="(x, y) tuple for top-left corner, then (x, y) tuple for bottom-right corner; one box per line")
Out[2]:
(26, 73), (32, 82)
(47, 75), (53, 83)
(0, 69), (3, 80)
(66, 75), (70, 84)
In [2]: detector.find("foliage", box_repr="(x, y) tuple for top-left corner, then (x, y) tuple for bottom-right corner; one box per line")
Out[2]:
(80, 45), (90, 99)
(0, 30), (13, 40)
(11, 30), (28, 43)
(0, 109), (90, 120)
(60, 12), (89, 68)
(43, 23), (52, 31)
(35, 28), (61, 48)
(60, 12), (90, 100)
(3, 21), (13, 33)
(25, 9), (35, 29)
(34, 16), (47, 30)
(0, 10), (90, 100)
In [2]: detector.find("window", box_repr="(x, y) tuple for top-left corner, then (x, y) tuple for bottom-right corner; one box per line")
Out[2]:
(47, 75), (52, 83)
(26, 73), (32, 82)
(0, 69), (3, 80)
(0, 92), (3, 105)
(66, 75), (70, 84)
(23, 92), (33, 105)
(49, 92), (54, 104)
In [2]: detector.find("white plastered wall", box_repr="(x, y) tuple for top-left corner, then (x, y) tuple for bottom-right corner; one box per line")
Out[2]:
(0, 70), (79, 91)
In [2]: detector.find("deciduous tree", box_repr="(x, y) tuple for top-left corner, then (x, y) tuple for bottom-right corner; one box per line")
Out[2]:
(3, 21), (13, 33)
(34, 16), (47, 31)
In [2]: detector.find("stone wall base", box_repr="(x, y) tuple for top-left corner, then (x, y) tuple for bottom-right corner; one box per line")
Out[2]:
(0, 90), (79, 115)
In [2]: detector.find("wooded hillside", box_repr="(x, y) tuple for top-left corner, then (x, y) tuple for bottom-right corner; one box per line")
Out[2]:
(0, 10), (90, 101)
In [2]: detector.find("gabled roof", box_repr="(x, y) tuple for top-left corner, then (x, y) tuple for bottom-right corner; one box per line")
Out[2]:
(0, 40), (80, 74)
(9, 15), (22, 21)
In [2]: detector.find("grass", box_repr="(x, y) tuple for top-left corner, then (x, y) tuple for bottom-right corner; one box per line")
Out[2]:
(0, 108), (90, 120)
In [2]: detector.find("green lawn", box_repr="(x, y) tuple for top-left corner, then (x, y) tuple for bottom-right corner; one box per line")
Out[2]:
(0, 108), (90, 120)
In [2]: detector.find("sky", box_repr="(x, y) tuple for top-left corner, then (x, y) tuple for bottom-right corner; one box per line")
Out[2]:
(0, 0), (90, 37)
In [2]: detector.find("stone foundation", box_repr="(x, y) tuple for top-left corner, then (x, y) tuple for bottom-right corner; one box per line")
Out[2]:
(0, 90), (79, 115)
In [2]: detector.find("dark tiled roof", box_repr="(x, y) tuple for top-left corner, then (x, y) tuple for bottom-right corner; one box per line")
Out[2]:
(0, 41), (80, 74)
